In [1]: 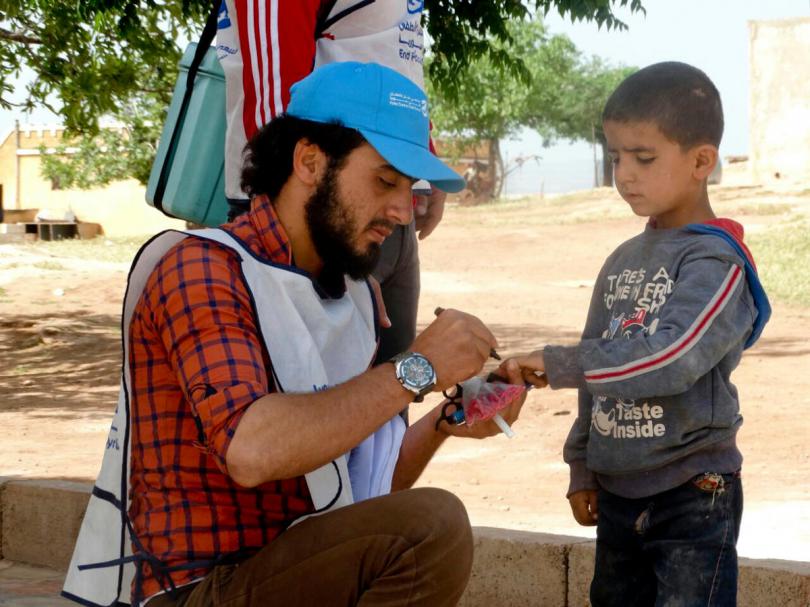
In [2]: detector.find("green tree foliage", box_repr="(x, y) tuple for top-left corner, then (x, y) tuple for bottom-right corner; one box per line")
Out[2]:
(427, 19), (634, 197)
(536, 56), (635, 186)
(426, 20), (572, 197)
(39, 112), (160, 189)
(0, 0), (643, 188)
(0, 0), (208, 188)
(424, 0), (643, 101)
(0, 1), (206, 131)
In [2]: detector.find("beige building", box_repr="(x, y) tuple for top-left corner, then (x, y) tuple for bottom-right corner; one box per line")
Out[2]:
(749, 17), (810, 185)
(0, 123), (183, 237)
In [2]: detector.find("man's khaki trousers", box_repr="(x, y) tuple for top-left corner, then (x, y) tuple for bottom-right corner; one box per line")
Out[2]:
(147, 487), (474, 606)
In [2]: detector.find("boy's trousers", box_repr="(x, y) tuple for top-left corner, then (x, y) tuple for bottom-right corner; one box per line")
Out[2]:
(146, 487), (473, 607)
(591, 472), (742, 607)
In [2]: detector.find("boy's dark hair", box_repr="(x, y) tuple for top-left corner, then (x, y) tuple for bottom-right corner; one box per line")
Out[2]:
(241, 114), (366, 199)
(602, 61), (724, 148)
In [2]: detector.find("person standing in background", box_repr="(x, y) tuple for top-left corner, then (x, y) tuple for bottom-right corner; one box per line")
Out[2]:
(217, 0), (447, 366)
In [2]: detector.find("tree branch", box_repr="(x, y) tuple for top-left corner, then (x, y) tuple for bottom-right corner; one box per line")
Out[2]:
(0, 27), (43, 45)
(0, 97), (31, 109)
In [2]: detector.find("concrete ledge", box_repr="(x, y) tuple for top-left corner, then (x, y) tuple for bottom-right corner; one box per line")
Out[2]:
(738, 558), (810, 607)
(0, 479), (91, 570)
(1, 479), (808, 605)
(569, 540), (810, 607)
(0, 477), (7, 559)
(567, 541), (594, 607)
(460, 527), (591, 606)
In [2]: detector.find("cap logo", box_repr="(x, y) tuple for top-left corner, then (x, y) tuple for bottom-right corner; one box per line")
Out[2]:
(389, 91), (428, 117)
(407, 0), (424, 15)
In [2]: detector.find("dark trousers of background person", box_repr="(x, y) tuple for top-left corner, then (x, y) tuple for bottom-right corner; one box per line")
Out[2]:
(373, 220), (420, 424)
(372, 220), (420, 365)
(147, 487), (473, 607)
(590, 472), (742, 607)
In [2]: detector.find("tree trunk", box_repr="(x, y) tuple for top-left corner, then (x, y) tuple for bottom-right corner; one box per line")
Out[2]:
(595, 128), (613, 188)
(490, 138), (504, 199)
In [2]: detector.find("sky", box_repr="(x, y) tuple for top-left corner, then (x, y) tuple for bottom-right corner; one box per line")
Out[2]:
(2, 1), (809, 194)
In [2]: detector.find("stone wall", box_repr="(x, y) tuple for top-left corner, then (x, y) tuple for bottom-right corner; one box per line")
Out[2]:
(749, 18), (810, 185)
(1, 478), (808, 605)
(0, 126), (184, 237)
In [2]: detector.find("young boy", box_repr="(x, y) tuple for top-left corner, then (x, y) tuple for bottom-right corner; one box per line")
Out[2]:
(500, 62), (771, 605)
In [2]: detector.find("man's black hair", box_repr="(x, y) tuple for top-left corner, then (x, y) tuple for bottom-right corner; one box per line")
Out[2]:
(602, 61), (724, 148)
(241, 114), (366, 200)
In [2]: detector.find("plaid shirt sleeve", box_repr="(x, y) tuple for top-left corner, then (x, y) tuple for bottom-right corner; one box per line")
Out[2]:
(143, 237), (270, 467)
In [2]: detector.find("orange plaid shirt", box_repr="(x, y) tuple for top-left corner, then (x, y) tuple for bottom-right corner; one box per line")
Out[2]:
(128, 197), (315, 600)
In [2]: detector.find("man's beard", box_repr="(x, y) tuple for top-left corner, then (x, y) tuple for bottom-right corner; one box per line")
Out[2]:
(305, 162), (391, 283)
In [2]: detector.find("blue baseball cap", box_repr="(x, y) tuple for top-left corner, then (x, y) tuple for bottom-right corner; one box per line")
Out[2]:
(286, 62), (466, 193)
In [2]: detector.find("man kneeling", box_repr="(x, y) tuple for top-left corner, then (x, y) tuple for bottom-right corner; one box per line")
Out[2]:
(63, 62), (526, 607)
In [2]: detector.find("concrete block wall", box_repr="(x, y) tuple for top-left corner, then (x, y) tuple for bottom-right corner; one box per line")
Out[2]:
(460, 527), (588, 606)
(0, 479), (90, 570)
(0, 478), (4, 560)
(462, 531), (810, 607)
(1, 478), (808, 606)
(567, 542), (595, 607)
(749, 17), (810, 185)
(566, 543), (810, 607)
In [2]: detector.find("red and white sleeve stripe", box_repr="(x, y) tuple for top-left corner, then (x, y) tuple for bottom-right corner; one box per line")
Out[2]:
(585, 264), (744, 385)
(235, 0), (321, 142)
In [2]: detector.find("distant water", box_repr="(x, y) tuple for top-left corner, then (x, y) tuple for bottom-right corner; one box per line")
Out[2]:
(501, 129), (602, 196)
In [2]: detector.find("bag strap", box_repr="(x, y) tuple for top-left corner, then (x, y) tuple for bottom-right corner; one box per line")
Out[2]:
(320, 0), (374, 33)
(152, 0), (221, 213)
(315, 0), (341, 37)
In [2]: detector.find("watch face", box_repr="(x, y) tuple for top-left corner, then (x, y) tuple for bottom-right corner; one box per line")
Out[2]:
(401, 354), (434, 390)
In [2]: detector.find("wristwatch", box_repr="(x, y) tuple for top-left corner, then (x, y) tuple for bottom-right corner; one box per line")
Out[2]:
(390, 351), (437, 402)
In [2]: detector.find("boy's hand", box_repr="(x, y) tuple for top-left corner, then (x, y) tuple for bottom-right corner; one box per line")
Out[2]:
(568, 490), (599, 526)
(495, 350), (548, 388)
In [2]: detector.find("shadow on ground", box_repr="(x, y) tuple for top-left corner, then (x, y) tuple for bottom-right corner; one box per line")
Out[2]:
(1, 315), (585, 418)
(0, 313), (121, 419)
(3, 310), (804, 422)
(748, 334), (810, 358)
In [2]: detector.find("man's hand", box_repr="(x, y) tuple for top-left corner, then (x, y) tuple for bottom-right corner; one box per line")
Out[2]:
(392, 362), (524, 489)
(440, 395), (525, 439)
(414, 187), (446, 240)
(568, 490), (599, 526)
(439, 365), (527, 439)
(495, 350), (548, 388)
(411, 308), (496, 392)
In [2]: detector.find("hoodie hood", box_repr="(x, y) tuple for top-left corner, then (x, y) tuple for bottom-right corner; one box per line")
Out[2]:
(686, 218), (771, 349)
(702, 218), (758, 271)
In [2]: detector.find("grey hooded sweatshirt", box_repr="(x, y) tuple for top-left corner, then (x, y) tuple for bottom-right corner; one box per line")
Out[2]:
(544, 219), (770, 499)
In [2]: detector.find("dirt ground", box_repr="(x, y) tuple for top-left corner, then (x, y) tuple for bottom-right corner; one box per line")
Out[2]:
(1, 183), (808, 562)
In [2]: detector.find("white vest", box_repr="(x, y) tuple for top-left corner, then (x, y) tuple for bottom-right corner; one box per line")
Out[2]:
(217, 0), (426, 200)
(62, 229), (406, 606)
(315, 0), (425, 88)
